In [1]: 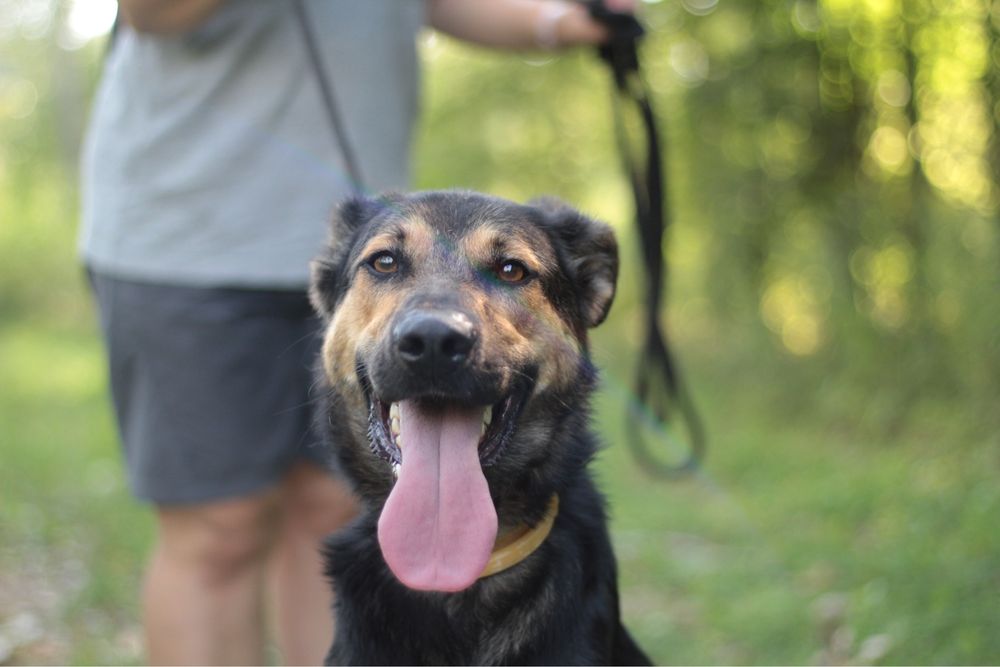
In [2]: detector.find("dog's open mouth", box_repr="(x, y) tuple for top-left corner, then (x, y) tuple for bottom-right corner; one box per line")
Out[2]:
(367, 392), (525, 470)
(360, 372), (532, 593)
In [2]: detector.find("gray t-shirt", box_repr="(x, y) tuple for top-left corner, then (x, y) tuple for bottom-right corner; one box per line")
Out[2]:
(80, 0), (424, 288)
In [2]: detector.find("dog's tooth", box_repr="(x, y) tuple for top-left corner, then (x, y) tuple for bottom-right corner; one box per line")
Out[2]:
(395, 435), (403, 450)
(392, 462), (400, 479)
(390, 403), (402, 445)
(483, 405), (493, 427)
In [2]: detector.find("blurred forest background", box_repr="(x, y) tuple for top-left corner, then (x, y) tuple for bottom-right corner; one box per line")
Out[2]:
(1, 0), (998, 664)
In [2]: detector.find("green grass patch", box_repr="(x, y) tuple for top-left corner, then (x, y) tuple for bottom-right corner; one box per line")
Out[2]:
(1, 306), (152, 665)
(590, 333), (1000, 665)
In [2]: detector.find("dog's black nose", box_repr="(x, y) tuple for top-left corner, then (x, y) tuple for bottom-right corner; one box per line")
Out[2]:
(393, 310), (477, 374)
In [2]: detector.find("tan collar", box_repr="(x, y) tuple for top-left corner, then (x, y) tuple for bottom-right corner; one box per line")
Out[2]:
(479, 495), (560, 579)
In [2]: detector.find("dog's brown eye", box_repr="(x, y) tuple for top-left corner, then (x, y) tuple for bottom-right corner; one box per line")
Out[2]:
(370, 252), (398, 274)
(497, 260), (528, 284)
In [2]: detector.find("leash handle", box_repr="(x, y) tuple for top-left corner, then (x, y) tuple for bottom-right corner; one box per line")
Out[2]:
(292, 0), (365, 194)
(586, 0), (706, 476)
(587, 1), (645, 76)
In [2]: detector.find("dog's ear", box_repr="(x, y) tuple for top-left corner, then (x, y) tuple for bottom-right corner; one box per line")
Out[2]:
(308, 256), (343, 320)
(532, 197), (619, 329)
(309, 194), (395, 319)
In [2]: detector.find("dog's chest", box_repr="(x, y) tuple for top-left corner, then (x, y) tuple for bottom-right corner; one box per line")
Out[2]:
(327, 525), (577, 664)
(327, 509), (621, 665)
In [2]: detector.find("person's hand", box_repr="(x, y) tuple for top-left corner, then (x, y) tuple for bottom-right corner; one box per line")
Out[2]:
(426, 0), (638, 52)
(544, 0), (638, 49)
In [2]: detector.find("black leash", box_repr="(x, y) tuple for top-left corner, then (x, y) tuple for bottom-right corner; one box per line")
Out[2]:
(587, 1), (706, 476)
(292, 0), (365, 194)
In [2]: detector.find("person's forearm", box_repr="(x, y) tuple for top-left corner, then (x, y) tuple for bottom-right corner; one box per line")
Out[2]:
(117, 0), (228, 35)
(426, 0), (611, 50)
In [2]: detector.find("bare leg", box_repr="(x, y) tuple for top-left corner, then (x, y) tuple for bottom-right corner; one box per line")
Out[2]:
(143, 491), (280, 665)
(267, 461), (359, 665)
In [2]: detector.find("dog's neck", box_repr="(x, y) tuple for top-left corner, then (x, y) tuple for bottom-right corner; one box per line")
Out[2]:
(479, 494), (560, 579)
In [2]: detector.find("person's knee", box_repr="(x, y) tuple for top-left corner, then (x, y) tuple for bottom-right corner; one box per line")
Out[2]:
(281, 462), (359, 538)
(156, 492), (280, 586)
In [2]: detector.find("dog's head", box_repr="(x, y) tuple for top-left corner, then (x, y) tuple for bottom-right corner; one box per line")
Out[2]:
(311, 191), (617, 592)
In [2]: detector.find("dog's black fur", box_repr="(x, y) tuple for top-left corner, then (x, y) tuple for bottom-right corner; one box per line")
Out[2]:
(310, 191), (651, 665)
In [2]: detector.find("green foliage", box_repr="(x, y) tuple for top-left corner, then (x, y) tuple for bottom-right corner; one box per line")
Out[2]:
(415, 2), (1000, 433)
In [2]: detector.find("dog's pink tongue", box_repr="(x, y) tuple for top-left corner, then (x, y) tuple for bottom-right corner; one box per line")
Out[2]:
(377, 400), (497, 592)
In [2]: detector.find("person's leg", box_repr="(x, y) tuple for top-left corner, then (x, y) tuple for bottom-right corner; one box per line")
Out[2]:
(88, 274), (348, 662)
(267, 461), (360, 665)
(143, 490), (280, 665)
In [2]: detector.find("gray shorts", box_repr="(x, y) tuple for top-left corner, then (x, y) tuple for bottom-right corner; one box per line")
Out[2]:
(88, 271), (331, 505)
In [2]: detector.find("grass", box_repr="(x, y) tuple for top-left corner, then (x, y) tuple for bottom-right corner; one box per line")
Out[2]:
(3, 288), (998, 664)
(590, 331), (1000, 665)
(0, 310), (151, 664)
(1, 174), (152, 664)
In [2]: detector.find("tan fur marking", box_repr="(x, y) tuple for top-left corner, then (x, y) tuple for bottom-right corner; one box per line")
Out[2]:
(459, 225), (578, 391)
(466, 279), (581, 394)
(460, 225), (557, 276)
(321, 276), (404, 385)
(357, 216), (435, 265)
(321, 215), (438, 387)
(514, 287), (581, 391)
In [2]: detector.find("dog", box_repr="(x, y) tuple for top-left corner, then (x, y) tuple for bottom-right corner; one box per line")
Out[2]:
(309, 190), (651, 665)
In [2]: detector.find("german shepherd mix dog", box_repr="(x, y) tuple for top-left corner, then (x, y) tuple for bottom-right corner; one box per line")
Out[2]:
(309, 191), (651, 665)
